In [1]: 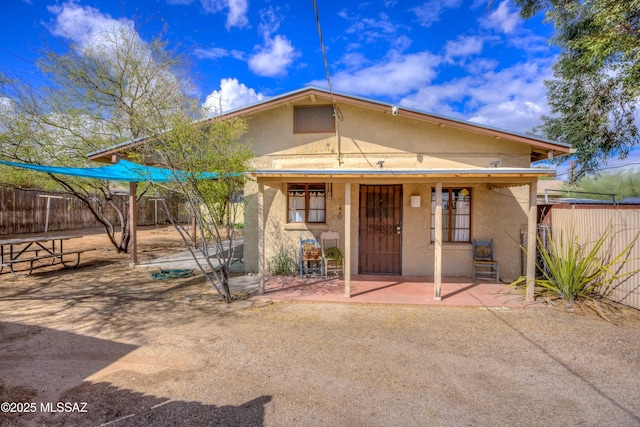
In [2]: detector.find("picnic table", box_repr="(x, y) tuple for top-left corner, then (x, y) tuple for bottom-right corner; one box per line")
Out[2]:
(0, 234), (95, 277)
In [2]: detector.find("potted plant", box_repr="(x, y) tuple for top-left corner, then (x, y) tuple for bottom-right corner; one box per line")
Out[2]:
(323, 246), (343, 263)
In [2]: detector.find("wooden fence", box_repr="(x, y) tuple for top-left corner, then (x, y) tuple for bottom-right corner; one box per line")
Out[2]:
(541, 204), (640, 310)
(0, 187), (190, 235)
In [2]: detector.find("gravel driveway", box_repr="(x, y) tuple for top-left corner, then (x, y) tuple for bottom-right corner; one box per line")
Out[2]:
(1, 229), (640, 426)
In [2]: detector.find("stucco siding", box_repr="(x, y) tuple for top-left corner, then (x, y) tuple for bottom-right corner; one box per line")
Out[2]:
(244, 180), (347, 273)
(244, 180), (528, 281)
(243, 99), (532, 171)
(240, 93), (546, 282)
(472, 184), (528, 281)
(401, 183), (527, 279)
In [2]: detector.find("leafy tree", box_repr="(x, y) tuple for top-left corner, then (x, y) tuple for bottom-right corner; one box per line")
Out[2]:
(570, 169), (640, 201)
(0, 23), (254, 302)
(140, 117), (253, 303)
(514, 0), (640, 178)
(0, 24), (195, 252)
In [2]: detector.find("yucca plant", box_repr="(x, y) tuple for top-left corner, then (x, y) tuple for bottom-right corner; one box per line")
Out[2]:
(513, 226), (640, 321)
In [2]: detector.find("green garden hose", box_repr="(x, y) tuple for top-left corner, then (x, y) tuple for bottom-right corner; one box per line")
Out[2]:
(151, 269), (195, 280)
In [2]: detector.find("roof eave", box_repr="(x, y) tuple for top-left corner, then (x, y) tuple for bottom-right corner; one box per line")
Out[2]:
(86, 86), (571, 161)
(250, 168), (557, 179)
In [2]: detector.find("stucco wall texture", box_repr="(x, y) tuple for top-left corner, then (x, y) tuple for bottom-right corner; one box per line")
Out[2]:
(242, 97), (537, 282)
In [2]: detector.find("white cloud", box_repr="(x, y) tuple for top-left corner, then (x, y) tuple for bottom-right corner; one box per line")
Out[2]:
(194, 46), (229, 60)
(464, 58), (500, 74)
(344, 13), (400, 42)
(400, 60), (554, 133)
(507, 33), (552, 53)
(225, 0), (249, 29)
(200, 0), (248, 29)
(244, 6), (297, 77)
(257, 6), (283, 38)
(444, 36), (484, 63)
(411, 0), (463, 27)
(335, 52), (370, 70)
(202, 78), (266, 114)
(468, 99), (546, 132)
(193, 46), (245, 60)
(0, 97), (18, 133)
(310, 51), (442, 97)
(46, 2), (133, 47)
(167, 0), (248, 29)
(248, 35), (296, 77)
(338, 10), (410, 50)
(479, 0), (521, 34)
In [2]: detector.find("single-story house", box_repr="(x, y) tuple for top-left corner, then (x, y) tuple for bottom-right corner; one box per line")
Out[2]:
(88, 87), (572, 300)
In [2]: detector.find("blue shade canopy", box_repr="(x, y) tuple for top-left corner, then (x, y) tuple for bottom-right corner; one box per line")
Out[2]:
(0, 159), (219, 182)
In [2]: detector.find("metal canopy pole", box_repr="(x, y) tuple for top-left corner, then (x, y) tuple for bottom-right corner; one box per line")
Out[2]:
(129, 182), (138, 267)
(38, 194), (64, 233)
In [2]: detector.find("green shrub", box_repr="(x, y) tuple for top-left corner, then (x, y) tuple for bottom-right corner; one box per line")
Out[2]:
(513, 226), (640, 320)
(267, 243), (297, 276)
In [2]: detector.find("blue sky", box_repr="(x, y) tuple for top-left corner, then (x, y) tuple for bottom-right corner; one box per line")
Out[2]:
(1, 0), (636, 177)
(2, 0), (557, 132)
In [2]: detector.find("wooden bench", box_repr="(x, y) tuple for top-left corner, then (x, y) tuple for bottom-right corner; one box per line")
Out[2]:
(3, 247), (96, 276)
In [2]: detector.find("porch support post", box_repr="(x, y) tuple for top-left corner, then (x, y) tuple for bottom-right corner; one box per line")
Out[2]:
(434, 182), (442, 301)
(526, 179), (537, 301)
(344, 182), (351, 298)
(129, 181), (138, 267)
(258, 182), (265, 294)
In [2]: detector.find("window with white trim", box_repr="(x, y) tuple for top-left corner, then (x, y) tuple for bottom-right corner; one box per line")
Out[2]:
(431, 187), (471, 242)
(288, 184), (326, 223)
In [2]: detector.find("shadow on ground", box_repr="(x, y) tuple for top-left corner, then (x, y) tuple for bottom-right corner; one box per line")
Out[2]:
(0, 322), (271, 426)
(2, 380), (271, 427)
(0, 322), (138, 404)
(0, 265), (246, 342)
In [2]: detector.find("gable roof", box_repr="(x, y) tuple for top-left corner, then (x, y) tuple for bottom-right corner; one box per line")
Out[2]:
(87, 87), (572, 163)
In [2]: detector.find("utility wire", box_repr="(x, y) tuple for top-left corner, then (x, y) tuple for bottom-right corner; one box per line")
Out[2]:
(553, 162), (640, 179)
(312, 0), (344, 164)
(312, 0), (334, 99)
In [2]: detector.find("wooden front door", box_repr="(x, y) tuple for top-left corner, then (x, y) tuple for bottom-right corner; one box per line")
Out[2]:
(359, 185), (402, 274)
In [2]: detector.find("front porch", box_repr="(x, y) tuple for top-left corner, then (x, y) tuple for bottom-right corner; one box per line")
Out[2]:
(254, 275), (540, 308)
(255, 177), (541, 303)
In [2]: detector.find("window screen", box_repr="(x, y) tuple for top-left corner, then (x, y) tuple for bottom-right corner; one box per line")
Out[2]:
(294, 106), (335, 133)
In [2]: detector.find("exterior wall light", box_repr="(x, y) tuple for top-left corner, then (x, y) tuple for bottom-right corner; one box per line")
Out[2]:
(410, 195), (421, 208)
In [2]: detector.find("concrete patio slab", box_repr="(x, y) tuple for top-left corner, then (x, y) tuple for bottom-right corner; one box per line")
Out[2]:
(254, 274), (538, 308)
(135, 238), (244, 273)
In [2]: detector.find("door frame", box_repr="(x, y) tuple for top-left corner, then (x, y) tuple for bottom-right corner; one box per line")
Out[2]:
(358, 184), (403, 275)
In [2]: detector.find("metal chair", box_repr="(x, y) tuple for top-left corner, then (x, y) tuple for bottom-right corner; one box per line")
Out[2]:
(473, 239), (499, 283)
(320, 231), (343, 278)
(299, 238), (322, 278)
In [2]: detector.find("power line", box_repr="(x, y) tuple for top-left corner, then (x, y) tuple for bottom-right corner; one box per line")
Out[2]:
(553, 162), (640, 179)
(312, 0), (333, 97)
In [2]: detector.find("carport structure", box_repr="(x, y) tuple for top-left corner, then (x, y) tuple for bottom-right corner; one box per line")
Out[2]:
(0, 159), (214, 265)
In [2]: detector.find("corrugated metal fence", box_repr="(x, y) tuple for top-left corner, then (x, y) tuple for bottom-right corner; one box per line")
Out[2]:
(543, 205), (640, 310)
(0, 187), (190, 235)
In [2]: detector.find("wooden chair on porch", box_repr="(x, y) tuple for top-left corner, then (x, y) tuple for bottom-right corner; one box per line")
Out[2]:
(300, 238), (322, 278)
(320, 231), (344, 278)
(473, 239), (499, 283)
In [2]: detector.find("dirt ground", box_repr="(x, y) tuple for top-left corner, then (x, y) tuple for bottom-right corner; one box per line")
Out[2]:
(1, 227), (640, 426)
